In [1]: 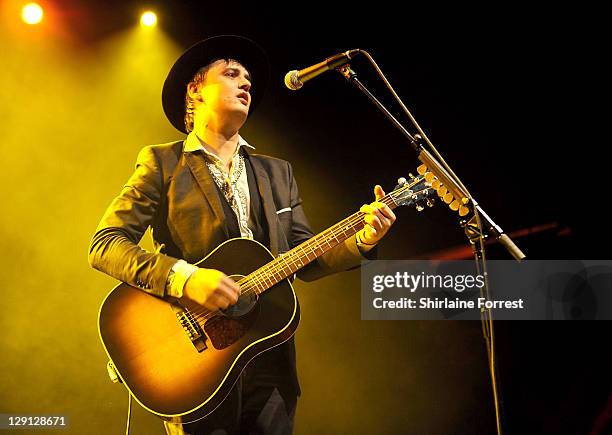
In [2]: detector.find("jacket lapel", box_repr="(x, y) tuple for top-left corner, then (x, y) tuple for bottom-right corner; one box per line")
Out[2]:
(248, 154), (280, 256)
(184, 151), (230, 239)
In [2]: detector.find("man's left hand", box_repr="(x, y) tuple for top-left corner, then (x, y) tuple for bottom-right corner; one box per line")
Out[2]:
(358, 185), (397, 246)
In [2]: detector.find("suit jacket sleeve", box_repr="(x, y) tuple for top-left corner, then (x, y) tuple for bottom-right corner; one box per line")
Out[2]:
(285, 161), (377, 282)
(88, 146), (178, 297)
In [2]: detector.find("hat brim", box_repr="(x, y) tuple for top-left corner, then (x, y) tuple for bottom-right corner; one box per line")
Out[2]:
(162, 35), (270, 134)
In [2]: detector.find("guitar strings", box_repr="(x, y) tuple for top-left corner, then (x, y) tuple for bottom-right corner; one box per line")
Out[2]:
(186, 181), (423, 322)
(185, 180), (426, 322)
(187, 209), (369, 322)
(231, 178), (424, 296)
(218, 178), (426, 298)
(186, 182), (421, 322)
(186, 195), (393, 321)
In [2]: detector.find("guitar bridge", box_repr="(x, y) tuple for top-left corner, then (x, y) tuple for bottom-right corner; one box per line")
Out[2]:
(172, 304), (208, 352)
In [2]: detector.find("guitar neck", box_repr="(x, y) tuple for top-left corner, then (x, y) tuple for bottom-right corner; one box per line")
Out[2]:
(242, 193), (399, 294)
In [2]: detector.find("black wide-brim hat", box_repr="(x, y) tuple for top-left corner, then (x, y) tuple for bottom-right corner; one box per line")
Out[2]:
(162, 35), (270, 134)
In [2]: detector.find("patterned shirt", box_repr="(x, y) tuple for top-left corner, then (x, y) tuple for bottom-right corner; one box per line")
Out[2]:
(184, 131), (255, 239)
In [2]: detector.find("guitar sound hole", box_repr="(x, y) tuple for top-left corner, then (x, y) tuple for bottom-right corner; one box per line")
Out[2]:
(221, 290), (258, 318)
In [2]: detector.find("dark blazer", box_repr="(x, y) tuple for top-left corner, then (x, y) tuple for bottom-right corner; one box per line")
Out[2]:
(88, 140), (369, 298)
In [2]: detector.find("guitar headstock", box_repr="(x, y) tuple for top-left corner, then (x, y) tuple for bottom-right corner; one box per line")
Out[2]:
(388, 174), (436, 211)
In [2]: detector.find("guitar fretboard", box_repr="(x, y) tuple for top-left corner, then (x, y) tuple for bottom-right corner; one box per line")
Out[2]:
(238, 191), (404, 294)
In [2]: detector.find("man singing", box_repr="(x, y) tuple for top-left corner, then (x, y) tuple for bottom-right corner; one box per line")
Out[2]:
(89, 35), (396, 435)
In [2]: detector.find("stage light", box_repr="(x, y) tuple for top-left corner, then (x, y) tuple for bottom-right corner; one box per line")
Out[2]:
(21, 2), (43, 25)
(140, 11), (157, 27)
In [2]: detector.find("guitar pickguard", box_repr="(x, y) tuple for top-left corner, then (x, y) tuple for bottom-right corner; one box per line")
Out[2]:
(204, 302), (260, 349)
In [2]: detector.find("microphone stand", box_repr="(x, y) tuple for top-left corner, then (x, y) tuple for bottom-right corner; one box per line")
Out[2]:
(335, 63), (525, 435)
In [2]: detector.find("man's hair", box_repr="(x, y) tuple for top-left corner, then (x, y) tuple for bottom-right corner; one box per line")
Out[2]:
(184, 58), (241, 133)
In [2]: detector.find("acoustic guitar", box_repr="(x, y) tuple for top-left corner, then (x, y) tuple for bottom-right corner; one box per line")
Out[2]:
(98, 175), (434, 424)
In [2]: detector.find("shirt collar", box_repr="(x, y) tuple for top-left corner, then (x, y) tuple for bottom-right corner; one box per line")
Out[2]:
(184, 131), (255, 157)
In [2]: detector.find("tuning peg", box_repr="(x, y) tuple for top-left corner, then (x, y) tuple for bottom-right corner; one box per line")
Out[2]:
(417, 164), (428, 175)
(424, 172), (436, 183)
(443, 193), (454, 204)
(459, 205), (470, 216)
(450, 199), (460, 211)
(437, 185), (448, 197)
(397, 177), (407, 186)
(431, 179), (441, 189)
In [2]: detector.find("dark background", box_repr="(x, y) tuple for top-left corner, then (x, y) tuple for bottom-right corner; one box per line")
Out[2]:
(1, 1), (609, 434)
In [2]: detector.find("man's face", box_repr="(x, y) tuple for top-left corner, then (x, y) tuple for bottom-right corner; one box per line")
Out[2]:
(197, 59), (252, 121)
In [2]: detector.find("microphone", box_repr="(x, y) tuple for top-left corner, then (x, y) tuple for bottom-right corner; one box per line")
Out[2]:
(284, 49), (360, 90)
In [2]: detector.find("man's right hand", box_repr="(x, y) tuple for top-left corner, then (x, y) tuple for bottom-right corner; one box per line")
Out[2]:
(182, 268), (241, 311)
